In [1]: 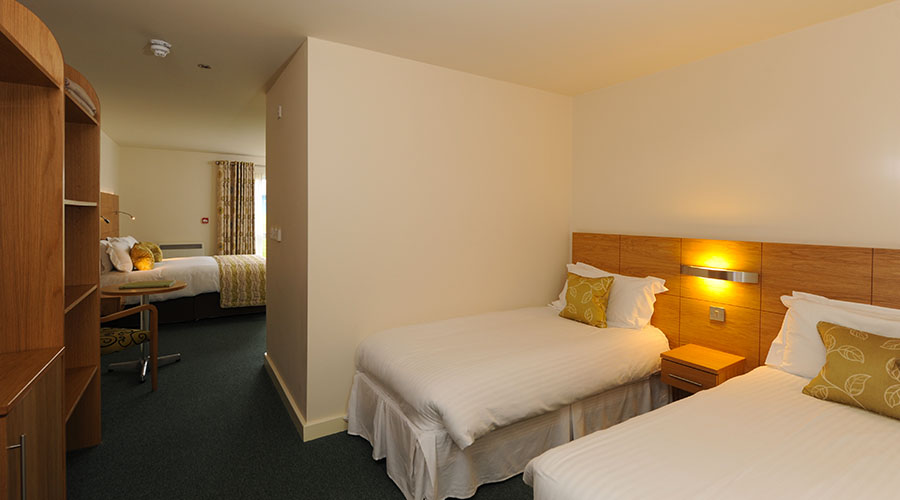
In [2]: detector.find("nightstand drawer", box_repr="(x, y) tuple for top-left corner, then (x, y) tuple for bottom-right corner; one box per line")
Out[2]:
(660, 359), (717, 393)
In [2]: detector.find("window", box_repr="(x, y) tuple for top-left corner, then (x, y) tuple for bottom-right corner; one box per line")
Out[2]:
(254, 166), (266, 257)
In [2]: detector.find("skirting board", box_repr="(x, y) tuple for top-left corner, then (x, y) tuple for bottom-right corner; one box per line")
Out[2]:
(263, 352), (348, 441)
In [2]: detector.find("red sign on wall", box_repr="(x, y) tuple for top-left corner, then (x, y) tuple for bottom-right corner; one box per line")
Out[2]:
(201, 217), (209, 224)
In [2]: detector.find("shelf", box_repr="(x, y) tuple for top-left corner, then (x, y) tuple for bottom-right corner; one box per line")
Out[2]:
(64, 366), (97, 421)
(0, 29), (60, 88)
(64, 284), (97, 314)
(64, 92), (98, 125)
(63, 198), (97, 207)
(0, 348), (64, 416)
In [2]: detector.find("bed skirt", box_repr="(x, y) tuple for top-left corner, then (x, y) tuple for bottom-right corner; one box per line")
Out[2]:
(347, 371), (670, 500)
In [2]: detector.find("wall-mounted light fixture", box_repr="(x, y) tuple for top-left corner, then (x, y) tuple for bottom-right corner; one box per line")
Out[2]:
(680, 264), (758, 283)
(100, 216), (110, 224)
(115, 210), (136, 221)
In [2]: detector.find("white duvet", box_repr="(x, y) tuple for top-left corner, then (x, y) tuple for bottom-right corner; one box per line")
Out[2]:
(355, 306), (670, 450)
(526, 366), (900, 499)
(100, 256), (219, 304)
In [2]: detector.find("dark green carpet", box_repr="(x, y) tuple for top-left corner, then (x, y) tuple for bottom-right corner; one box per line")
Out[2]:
(67, 314), (533, 499)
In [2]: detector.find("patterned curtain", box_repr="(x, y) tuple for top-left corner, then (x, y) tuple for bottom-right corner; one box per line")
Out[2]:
(216, 161), (255, 255)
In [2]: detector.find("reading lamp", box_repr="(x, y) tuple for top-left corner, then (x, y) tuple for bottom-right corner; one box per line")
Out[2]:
(100, 216), (110, 224)
(680, 265), (758, 283)
(680, 263), (759, 322)
(115, 210), (136, 221)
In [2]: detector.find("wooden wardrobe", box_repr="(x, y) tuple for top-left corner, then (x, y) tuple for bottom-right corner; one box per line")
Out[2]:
(1, 0), (102, 497)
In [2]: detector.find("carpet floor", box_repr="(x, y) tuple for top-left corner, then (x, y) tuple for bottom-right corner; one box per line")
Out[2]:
(67, 314), (534, 499)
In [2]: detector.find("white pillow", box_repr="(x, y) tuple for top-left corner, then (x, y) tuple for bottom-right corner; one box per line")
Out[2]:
(107, 235), (138, 247)
(791, 291), (900, 319)
(550, 262), (668, 329)
(99, 240), (113, 273)
(766, 293), (900, 378)
(107, 239), (134, 272)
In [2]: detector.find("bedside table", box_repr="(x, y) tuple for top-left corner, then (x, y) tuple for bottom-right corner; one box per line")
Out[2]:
(660, 344), (745, 395)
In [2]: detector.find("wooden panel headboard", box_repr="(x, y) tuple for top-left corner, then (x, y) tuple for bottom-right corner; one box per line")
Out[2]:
(572, 232), (900, 368)
(99, 191), (118, 239)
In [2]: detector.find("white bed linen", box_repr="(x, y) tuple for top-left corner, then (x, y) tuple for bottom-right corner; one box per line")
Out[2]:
(525, 366), (900, 500)
(349, 370), (669, 500)
(99, 256), (219, 304)
(355, 306), (670, 450)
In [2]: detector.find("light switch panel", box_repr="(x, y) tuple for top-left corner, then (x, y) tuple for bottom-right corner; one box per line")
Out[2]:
(709, 306), (726, 322)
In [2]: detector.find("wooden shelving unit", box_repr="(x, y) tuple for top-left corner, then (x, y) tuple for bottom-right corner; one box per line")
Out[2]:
(63, 199), (98, 207)
(64, 92), (99, 125)
(0, 0), (68, 495)
(64, 284), (98, 314)
(0, 0), (62, 88)
(62, 63), (102, 452)
(64, 365), (98, 421)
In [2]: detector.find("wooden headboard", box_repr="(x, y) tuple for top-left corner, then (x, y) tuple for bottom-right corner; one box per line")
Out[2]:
(99, 191), (118, 239)
(572, 233), (900, 367)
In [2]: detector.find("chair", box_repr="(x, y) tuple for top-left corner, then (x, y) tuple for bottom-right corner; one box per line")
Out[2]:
(100, 303), (159, 391)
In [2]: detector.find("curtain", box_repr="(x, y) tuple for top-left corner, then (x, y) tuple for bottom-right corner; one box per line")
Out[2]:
(216, 160), (255, 255)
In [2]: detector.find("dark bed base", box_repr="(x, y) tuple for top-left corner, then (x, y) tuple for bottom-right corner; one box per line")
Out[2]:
(154, 292), (265, 324)
(107, 292), (265, 327)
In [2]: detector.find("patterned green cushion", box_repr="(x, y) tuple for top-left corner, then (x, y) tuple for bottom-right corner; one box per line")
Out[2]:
(100, 327), (150, 355)
(803, 322), (900, 420)
(559, 273), (614, 328)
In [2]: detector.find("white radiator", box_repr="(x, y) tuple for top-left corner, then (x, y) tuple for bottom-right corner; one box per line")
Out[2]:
(159, 243), (205, 258)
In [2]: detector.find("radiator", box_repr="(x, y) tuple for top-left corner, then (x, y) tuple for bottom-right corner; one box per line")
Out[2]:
(159, 243), (205, 258)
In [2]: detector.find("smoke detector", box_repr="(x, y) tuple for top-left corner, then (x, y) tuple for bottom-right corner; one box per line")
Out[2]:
(150, 39), (172, 58)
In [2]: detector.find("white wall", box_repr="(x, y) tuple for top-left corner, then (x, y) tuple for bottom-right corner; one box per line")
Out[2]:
(100, 130), (120, 194)
(265, 38), (573, 429)
(266, 42), (309, 419)
(117, 147), (264, 253)
(304, 38), (572, 423)
(573, 1), (900, 248)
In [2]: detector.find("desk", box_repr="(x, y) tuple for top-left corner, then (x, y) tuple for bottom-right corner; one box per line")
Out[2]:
(100, 281), (187, 382)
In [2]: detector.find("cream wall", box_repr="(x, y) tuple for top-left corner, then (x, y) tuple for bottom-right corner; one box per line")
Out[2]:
(573, 1), (900, 248)
(100, 130), (121, 193)
(265, 38), (573, 430)
(303, 38), (572, 423)
(265, 42), (309, 420)
(117, 147), (264, 252)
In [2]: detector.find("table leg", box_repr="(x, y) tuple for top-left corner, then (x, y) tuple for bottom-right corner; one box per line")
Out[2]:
(139, 294), (149, 382)
(107, 294), (181, 381)
(108, 295), (151, 381)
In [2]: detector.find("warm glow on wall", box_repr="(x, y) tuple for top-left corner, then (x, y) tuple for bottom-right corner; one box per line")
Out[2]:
(698, 255), (731, 270)
(690, 256), (738, 296)
(695, 276), (733, 296)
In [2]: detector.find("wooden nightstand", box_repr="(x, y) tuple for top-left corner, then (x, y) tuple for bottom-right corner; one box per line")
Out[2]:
(660, 344), (745, 395)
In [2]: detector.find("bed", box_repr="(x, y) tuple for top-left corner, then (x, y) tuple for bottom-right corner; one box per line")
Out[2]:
(348, 305), (672, 500)
(101, 256), (220, 305)
(525, 365), (900, 499)
(525, 290), (900, 499)
(100, 254), (266, 323)
(99, 191), (265, 323)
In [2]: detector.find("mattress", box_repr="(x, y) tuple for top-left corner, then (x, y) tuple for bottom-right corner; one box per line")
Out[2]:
(355, 306), (670, 450)
(525, 366), (900, 499)
(100, 256), (219, 304)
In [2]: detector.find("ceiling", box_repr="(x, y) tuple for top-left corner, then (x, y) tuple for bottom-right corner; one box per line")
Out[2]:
(21, 0), (893, 157)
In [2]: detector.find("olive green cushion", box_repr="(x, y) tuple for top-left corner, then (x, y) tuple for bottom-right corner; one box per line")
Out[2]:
(130, 244), (154, 271)
(141, 241), (163, 262)
(100, 327), (150, 355)
(802, 321), (900, 420)
(559, 273), (614, 328)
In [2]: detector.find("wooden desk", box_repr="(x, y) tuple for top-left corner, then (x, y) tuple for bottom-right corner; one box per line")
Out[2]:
(100, 281), (187, 381)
